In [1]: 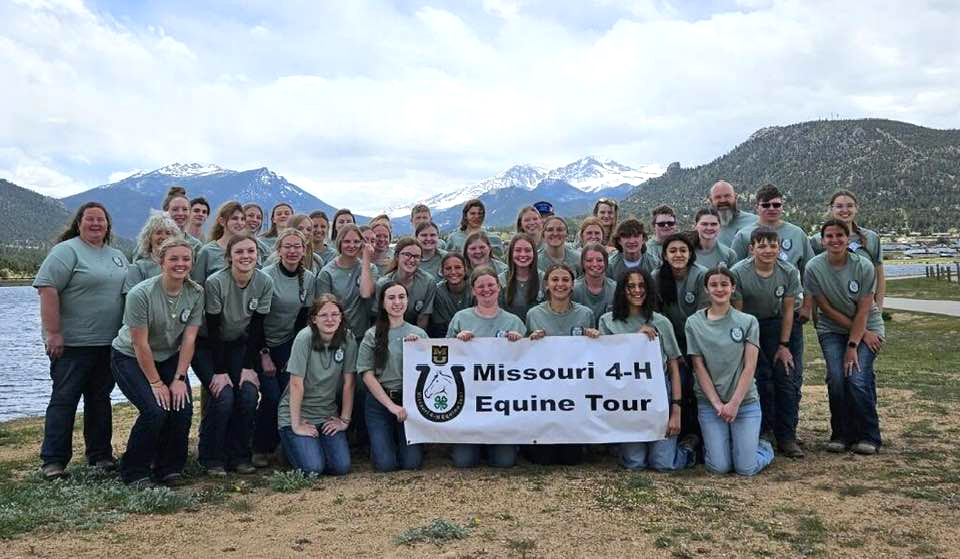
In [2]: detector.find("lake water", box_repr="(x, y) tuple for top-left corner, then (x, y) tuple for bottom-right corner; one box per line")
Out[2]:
(0, 262), (941, 422)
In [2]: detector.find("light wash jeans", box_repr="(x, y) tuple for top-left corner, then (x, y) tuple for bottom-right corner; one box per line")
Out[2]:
(698, 400), (774, 476)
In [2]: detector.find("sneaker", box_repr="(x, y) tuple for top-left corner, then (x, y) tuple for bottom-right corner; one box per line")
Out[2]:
(41, 463), (67, 480)
(159, 472), (184, 487)
(779, 440), (805, 458)
(251, 453), (271, 468)
(853, 441), (878, 455)
(205, 466), (227, 477)
(825, 440), (847, 453)
(92, 457), (119, 471)
(234, 462), (257, 475)
(678, 433), (701, 452)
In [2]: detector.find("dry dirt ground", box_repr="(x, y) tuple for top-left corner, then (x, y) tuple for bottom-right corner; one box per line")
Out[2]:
(1, 310), (958, 559)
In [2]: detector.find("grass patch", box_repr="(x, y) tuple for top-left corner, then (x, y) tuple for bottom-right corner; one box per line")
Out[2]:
(886, 277), (960, 301)
(0, 424), (41, 448)
(267, 470), (321, 493)
(394, 518), (472, 546)
(594, 474), (657, 511)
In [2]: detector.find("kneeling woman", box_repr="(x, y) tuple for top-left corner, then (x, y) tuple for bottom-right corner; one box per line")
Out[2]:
(278, 295), (357, 475)
(359, 282), (428, 471)
(684, 268), (774, 476)
(598, 269), (694, 471)
(524, 263), (599, 466)
(194, 233), (275, 475)
(111, 238), (202, 485)
(447, 266), (526, 468)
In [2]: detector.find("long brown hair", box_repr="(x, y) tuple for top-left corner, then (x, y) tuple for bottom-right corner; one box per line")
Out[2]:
(209, 200), (244, 242)
(263, 202), (294, 239)
(309, 294), (348, 351)
(387, 237), (422, 275)
(373, 281), (407, 370)
(273, 228), (308, 300)
(505, 233), (539, 307)
(331, 208), (355, 241)
(224, 232), (259, 267)
(58, 202), (113, 245)
(287, 214), (316, 263)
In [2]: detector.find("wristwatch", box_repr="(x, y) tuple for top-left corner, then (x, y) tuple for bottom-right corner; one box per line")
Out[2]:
(176, 373), (187, 382)
(847, 341), (857, 349)
(259, 348), (270, 355)
(670, 399), (682, 406)
(778, 341), (789, 347)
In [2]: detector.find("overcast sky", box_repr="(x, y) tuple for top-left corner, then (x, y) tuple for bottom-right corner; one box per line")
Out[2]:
(2, 0), (958, 212)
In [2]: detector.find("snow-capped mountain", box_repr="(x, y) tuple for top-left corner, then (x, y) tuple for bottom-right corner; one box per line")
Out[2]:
(387, 157), (662, 218)
(62, 162), (354, 239)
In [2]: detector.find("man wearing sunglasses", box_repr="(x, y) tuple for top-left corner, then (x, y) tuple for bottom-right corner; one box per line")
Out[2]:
(731, 184), (813, 274)
(709, 180), (758, 247)
(646, 205), (678, 268)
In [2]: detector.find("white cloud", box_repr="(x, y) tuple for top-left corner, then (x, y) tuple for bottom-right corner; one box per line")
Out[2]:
(1, 0), (959, 213)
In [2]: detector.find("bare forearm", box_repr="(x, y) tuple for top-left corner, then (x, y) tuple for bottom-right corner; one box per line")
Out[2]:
(340, 373), (355, 419)
(38, 288), (61, 335)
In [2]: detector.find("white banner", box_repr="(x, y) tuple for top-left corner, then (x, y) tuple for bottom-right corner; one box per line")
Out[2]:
(402, 334), (668, 444)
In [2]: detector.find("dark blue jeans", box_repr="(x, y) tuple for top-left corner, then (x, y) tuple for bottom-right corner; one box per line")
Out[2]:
(756, 318), (804, 443)
(818, 333), (882, 447)
(110, 350), (192, 482)
(279, 427), (351, 475)
(253, 340), (293, 454)
(677, 357), (702, 442)
(364, 392), (422, 472)
(41, 346), (115, 468)
(193, 340), (259, 469)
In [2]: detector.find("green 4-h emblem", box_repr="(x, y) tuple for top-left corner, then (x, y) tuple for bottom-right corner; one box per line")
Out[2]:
(415, 364), (465, 423)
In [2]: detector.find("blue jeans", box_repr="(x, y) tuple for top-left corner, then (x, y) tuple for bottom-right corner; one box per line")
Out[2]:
(279, 427), (351, 475)
(253, 340), (293, 454)
(698, 400), (774, 476)
(364, 392), (422, 472)
(111, 350), (192, 482)
(818, 333), (882, 447)
(756, 318), (804, 443)
(41, 346), (115, 468)
(193, 340), (259, 469)
(620, 377), (695, 471)
(450, 444), (518, 468)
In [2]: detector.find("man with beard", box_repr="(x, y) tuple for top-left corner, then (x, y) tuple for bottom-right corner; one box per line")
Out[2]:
(709, 180), (758, 247)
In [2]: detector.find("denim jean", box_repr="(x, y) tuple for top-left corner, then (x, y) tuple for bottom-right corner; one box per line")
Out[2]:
(111, 350), (192, 482)
(253, 339), (293, 455)
(279, 426), (351, 475)
(698, 400), (774, 476)
(756, 318), (804, 443)
(364, 392), (422, 472)
(450, 444), (518, 468)
(41, 346), (115, 468)
(193, 339), (259, 469)
(818, 333), (882, 447)
(620, 378), (695, 471)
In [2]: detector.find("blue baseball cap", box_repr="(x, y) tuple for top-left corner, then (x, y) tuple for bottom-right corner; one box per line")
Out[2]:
(533, 201), (554, 217)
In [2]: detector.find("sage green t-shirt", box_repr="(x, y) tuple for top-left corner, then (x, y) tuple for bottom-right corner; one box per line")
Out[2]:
(122, 257), (162, 294)
(607, 251), (657, 282)
(809, 227), (883, 267)
(204, 268), (274, 341)
(598, 311), (681, 365)
(373, 269), (437, 324)
(357, 322), (426, 391)
(572, 277), (616, 328)
(315, 245), (338, 268)
(658, 264), (710, 336)
(695, 243), (737, 271)
(684, 307), (760, 404)
(498, 270), (543, 322)
(317, 259), (379, 339)
(262, 263), (317, 347)
(184, 233), (202, 255)
(645, 238), (665, 269)
(277, 328), (358, 428)
(730, 257), (801, 320)
(525, 301), (595, 336)
(537, 246), (583, 277)
(112, 274), (204, 361)
(446, 229), (504, 261)
(33, 237), (128, 346)
(419, 249), (447, 280)
(731, 221), (814, 272)
(446, 308), (526, 338)
(803, 252), (884, 336)
(431, 282), (475, 329)
(192, 242), (226, 283)
(717, 210), (758, 248)
(471, 258), (508, 277)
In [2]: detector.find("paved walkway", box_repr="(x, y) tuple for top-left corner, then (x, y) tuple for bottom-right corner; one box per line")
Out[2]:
(884, 297), (960, 317)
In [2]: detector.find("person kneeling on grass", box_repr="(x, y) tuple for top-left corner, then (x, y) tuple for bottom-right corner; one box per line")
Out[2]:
(277, 294), (356, 475)
(685, 267), (774, 476)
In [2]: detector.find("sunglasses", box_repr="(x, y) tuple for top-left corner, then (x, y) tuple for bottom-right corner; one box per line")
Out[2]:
(655, 221), (676, 228)
(759, 202), (783, 209)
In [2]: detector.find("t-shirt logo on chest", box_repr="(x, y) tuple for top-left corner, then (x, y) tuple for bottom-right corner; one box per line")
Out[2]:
(570, 326), (584, 336)
(334, 348), (344, 363)
(848, 280), (860, 294)
(248, 298), (259, 311)
(730, 326), (744, 342)
(112, 256), (125, 268)
(775, 285), (785, 298)
(495, 329), (507, 338)
(299, 289), (306, 303)
(684, 291), (696, 304)
(179, 308), (190, 323)
(415, 300), (424, 312)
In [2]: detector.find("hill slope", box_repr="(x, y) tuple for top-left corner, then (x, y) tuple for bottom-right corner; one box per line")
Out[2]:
(622, 119), (960, 233)
(0, 179), (72, 246)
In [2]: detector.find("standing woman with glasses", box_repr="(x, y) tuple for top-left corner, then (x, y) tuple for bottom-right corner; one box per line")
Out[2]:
(34, 202), (127, 479)
(593, 198), (620, 247)
(447, 199), (504, 260)
(804, 219), (884, 455)
(374, 237), (437, 330)
(110, 238), (201, 485)
(288, 214), (325, 273)
(123, 213), (182, 295)
(193, 201), (247, 282)
(428, 253), (474, 338)
(359, 282), (428, 471)
(809, 190), (885, 309)
(538, 217), (582, 277)
(693, 208), (737, 270)
(599, 269), (695, 471)
(253, 229), (317, 468)
(278, 295), (357, 475)
(685, 268), (774, 476)
(162, 187), (201, 254)
(499, 233), (543, 322)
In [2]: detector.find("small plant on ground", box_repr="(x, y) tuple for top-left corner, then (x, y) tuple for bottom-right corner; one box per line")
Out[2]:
(394, 518), (472, 545)
(268, 469), (320, 493)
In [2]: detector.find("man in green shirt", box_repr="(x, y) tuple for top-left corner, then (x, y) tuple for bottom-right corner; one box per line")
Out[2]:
(709, 180), (758, 247)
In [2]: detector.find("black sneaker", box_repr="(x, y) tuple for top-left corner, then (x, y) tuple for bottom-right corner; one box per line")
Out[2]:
(92, 457), (119, 471)
(41, 463), (67, 480)
(160, 472), (184, 487)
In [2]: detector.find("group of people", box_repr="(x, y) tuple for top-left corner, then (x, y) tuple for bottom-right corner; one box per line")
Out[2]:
(33, 179), (886, 484)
